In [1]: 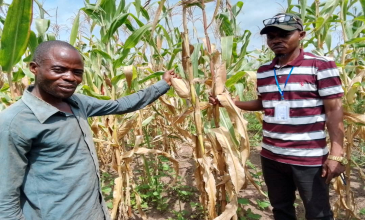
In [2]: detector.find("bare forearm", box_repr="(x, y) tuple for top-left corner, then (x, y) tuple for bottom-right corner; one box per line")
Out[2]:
(324, 99), (344, 156)
(234, 99), (263, 111)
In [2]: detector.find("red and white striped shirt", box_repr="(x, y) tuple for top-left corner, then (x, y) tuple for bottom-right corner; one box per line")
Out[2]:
(257, 49), (343, 166)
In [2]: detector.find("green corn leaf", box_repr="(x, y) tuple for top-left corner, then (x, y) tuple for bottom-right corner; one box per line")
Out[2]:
(134, 0), (141, 17)
(91, 49), (112, 61)
(354, 15), (365, 22)
(0, 0), (32, 73)
(100, 0), (116, 24)
(102, 13), (129, 43)
(221, 36), (234, 67)
(82, 85), (111, 100)
(114, 24), (152, 68)
(70, 11), (80, 46)
(28, 31), (38, 54)
(124, 24), (151, 49)
(345, 37), (365, 44)
(116, 0), (126, 14)
(0, 83), (9, 92)
(232, 1), (243, 17)
(47, 33), (56, 41)
(140, 6), (150, 20)
(12, 68), (25, 82)
(225, 71), (246, 88)
(111, 73), (125, 86)
(325, 32), (332, 51)
(219, 108), (239, 146)
(191, 43), (202, 78)
(235, 83), (244, 101)
(35, 18), (50, 39)
(360, 0), (365, 16)
(216, 13), (234, 36)
(138, 71), (164, 84)
(300, 0), (307, 20)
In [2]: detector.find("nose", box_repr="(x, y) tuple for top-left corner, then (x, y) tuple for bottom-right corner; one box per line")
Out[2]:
(271, 36), (282, 44)
(62, 71), (77, 82)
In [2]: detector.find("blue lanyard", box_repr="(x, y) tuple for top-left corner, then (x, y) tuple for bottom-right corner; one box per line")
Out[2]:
(274, 66), (294, 100)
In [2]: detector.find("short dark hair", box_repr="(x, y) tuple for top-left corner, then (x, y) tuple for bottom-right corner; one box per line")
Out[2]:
(32, 40), (80, 64)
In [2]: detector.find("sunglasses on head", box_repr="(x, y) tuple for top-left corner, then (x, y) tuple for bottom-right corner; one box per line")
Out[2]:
(263, 14), (300, 26)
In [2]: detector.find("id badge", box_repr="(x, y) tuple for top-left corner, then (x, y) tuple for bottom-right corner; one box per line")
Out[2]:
(274, 101), (290, 122)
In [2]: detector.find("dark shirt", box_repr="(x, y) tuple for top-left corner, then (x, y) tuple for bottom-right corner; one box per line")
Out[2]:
(0, 80), (170, 220)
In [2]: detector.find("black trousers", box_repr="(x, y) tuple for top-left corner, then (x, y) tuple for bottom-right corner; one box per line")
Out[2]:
(261, 156), (333, 220)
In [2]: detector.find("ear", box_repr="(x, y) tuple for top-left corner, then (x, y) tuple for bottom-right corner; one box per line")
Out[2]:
(29, 61), (38, 75)
(299, 31), (306, 41)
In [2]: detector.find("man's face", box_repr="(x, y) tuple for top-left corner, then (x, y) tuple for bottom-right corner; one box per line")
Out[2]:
(266, 28), (305, 56)
(30, 46), (84, 100)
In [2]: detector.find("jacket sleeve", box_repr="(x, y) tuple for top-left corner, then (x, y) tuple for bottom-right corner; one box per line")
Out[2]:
(0, 128), (30, 220)
(78, 80), (170, 117)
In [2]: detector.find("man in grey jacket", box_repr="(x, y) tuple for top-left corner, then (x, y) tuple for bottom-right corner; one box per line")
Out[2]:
(0, 40), (177, 220)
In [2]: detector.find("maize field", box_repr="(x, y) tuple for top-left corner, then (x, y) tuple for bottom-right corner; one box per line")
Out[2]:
(0, 0), (365, 219)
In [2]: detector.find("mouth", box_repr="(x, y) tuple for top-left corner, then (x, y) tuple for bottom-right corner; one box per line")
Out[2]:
(58, 85), (76, 93)
(272, 45), (286, 50)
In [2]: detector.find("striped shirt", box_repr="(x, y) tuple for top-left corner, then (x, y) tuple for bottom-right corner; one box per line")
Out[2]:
(257, 49), (343, 166)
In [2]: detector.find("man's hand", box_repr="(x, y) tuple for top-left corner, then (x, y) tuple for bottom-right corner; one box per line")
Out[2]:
(322, 159), (345, 184)
(209, 93), (223, 107)
(162, 69), (178, 85)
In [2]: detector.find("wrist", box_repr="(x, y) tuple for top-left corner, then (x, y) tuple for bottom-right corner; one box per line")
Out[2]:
(329, 143), (344, 157)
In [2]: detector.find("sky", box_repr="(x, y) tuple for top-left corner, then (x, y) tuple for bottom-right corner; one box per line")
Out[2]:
(6, 0), (303, 51)
(5, 0), (353, 52)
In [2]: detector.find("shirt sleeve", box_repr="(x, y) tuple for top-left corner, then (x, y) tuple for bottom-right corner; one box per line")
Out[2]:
(78, 80), (170, 117)
(316, 60), (344, 99)
(0, 127), (30, 220)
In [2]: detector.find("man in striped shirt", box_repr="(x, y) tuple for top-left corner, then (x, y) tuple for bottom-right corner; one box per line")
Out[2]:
(210, 13), (345, 220)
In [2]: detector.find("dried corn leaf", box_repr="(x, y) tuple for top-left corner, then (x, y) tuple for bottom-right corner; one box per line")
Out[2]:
(118, 115), (138, 140)
(211, 127), (245, 193)
(159, 96), (176, 114)
(197, 157), (217, 219)
(173, 124), (193, 142)
(349, 70), (365, 87)
(344, 111), (365, 124)
(213, 199), (238, 220)
(173, 102), (210, 124)
(212, 50), (220, 68)
(217, 92), (250, 165)
(214, 62), (227, 95)
(350, 159), (365, 181)
(111, 177), (123, 220)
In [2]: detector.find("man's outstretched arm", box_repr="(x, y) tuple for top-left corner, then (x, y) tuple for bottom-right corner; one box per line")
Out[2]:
(79, 70), (177, 117)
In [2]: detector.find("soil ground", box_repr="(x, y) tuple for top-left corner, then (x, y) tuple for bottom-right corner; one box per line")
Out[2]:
(122, 145), (365, 220)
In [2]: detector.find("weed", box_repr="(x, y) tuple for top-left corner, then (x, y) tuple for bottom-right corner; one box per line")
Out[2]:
(100, 172), (115, 209)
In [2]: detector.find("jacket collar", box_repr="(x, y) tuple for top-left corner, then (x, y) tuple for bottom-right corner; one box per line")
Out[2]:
(22, 85), (79, 124)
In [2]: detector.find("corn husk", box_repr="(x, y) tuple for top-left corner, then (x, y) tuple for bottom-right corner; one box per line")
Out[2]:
(171, 78), (190, 98)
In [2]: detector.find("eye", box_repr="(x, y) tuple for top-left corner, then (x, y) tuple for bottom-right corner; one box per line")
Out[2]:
(52, 67), (65, 73)
(280, 32), (292, 38)
(74, 70), (84, 76)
